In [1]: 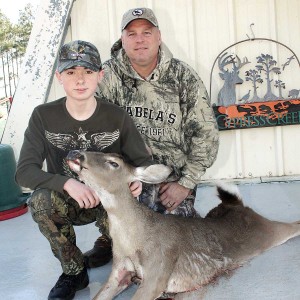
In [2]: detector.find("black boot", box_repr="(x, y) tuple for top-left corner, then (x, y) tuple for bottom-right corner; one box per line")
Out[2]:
(48, 267), (89, 300)
(84, 234), (112, 268)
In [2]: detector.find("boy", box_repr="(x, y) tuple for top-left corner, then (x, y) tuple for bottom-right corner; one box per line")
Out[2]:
(16, 40), (153, 300)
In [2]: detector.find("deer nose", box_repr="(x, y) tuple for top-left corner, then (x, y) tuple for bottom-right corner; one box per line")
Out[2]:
(66, 150), (83, 161)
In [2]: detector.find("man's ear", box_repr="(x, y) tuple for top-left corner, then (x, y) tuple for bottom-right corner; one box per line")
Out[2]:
(158, 29), (162, 45)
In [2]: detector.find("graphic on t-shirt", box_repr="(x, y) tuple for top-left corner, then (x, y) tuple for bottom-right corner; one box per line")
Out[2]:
(45, 128), (120, 151)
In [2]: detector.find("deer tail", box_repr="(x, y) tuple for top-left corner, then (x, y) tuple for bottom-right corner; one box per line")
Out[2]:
(216, 183), (243, 206)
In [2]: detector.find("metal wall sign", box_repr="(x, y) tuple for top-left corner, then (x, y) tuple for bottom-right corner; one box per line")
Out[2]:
(210, 28), (300, 131)
(214, 99), (300, 130)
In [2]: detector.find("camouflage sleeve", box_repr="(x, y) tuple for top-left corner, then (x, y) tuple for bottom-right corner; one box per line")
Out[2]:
(177, 65), (219, 189)
(97, 62), (118, 104)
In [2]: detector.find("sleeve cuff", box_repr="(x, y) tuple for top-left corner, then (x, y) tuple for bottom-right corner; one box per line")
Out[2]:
(177, 177), (197, 190)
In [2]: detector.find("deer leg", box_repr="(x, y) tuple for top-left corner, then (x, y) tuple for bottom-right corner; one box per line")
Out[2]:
(271, 220), (300, 247)
(93, 258), (135, 300)
(131, 271), (170, 300)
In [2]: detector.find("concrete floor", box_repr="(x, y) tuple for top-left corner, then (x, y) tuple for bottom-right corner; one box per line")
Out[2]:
(0, 181), (300, 300)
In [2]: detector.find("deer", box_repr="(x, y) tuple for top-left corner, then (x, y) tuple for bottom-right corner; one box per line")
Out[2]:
(217, 52), (250, 106)
(288, 89), (300, 99)
(66, 150), (300, 300)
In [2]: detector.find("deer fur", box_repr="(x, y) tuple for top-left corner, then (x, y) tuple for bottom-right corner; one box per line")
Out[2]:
(66, 150), (300, 300)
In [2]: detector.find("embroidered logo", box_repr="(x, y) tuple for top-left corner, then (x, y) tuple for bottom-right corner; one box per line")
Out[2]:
(132, 9), (143, 16)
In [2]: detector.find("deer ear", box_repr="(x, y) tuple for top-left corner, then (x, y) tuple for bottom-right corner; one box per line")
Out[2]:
(133, 164), (172, 184)
(219, 73), (224, 79)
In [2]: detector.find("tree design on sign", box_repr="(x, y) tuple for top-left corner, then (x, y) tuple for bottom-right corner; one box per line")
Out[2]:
(210, 35), (300, 130)
(217, 53), (299, 106)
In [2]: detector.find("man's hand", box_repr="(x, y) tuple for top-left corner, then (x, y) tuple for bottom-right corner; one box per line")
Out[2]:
(159, 182), (191, 211)
(63, 178), (100, 209)
(129, 181), (142, 197)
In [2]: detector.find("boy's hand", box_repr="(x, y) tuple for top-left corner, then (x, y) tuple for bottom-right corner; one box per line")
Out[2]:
(63, 178), (100, 209)
(129, 181), (142, 197)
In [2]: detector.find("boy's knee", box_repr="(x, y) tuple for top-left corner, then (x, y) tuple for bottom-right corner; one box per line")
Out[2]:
(29, 189), (52, 222)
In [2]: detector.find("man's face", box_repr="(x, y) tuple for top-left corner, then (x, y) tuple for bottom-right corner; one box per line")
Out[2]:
(121, 19), (161, 71)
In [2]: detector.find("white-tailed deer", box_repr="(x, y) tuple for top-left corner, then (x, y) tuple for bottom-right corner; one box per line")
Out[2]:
(66, 150), (300, 300)
(218, 52), (250, 106)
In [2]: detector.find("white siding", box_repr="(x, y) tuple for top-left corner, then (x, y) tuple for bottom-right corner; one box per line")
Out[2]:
(2, 0), (74, 159)
(11, 0), (300, 181)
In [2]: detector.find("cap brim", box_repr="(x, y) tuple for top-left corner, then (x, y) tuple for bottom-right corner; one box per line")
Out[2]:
(58, 60), (100, 73)
(122, 18), (158, 31)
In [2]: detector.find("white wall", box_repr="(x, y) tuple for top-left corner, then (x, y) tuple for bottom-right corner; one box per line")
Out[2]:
(29, 0), (300, 181)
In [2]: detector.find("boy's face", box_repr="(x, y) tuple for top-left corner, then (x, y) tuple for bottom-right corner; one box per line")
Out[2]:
(55, 66), (103, 101)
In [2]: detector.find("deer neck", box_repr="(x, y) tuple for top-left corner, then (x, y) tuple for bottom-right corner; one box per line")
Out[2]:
(95, 183), (153, 251)
(94, 182), (151, 222)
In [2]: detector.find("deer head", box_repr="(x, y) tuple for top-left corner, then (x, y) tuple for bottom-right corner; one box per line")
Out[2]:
(218, 52), (250, 106)
(66, 150), (172, 194)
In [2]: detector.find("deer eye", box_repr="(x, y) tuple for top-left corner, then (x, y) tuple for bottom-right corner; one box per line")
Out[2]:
(107, 160), (119, 168)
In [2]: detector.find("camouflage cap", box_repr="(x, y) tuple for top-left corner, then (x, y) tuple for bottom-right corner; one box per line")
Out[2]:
(57, 40), (102, 73)
(121, 8), (159, 31)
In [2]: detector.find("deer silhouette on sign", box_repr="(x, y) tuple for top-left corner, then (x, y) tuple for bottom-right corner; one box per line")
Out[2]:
(217, 52), (250, 106)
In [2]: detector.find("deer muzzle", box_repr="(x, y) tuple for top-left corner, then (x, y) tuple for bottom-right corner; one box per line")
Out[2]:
(66, 150), (85, 173)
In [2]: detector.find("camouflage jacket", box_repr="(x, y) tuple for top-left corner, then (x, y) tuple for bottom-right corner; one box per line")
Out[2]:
(98, 40), (219, 189)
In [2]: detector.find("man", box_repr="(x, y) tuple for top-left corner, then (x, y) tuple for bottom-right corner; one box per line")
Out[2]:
(98, 8), (219, 217)
(83, 8), (217, 275)
(16, 40), (153, 300)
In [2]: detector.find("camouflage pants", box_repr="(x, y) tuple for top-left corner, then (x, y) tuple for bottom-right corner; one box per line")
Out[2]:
(29, 188), (108, 275)
(139, 183), (198, 218)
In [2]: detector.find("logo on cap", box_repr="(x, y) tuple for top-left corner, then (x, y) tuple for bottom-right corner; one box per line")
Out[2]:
(132, 9), (143, 16)
(68, 46), (85, 60)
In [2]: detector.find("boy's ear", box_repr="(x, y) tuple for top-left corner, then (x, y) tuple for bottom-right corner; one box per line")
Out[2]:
(55, 70), (62, 83)
(98, 69), (104, 82)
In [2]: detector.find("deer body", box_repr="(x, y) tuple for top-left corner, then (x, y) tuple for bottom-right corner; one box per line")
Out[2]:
(288, 89), (300, 98)
(67, 151), (300, 300)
